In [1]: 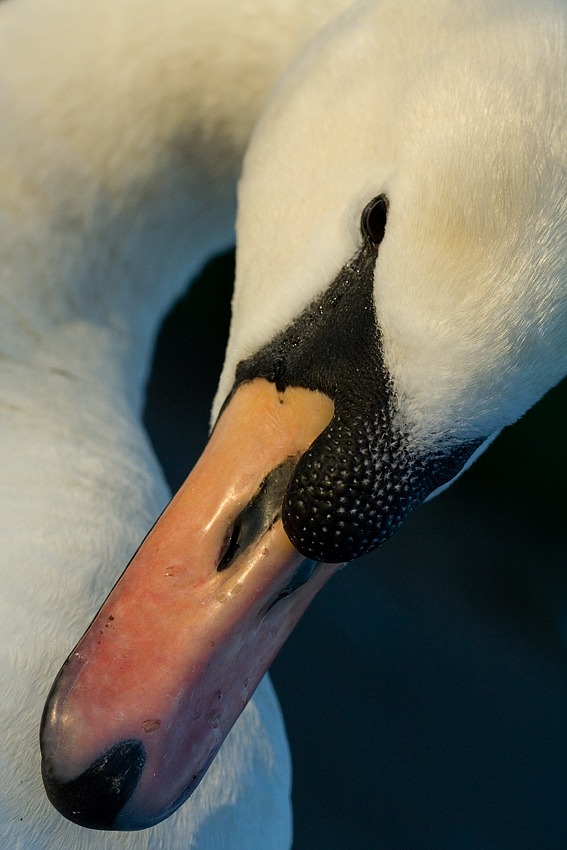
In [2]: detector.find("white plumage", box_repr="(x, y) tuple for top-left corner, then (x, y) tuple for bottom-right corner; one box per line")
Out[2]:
(1, 0), (566, 847)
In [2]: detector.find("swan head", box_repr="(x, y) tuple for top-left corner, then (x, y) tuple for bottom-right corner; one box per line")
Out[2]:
(215, 1), (567, 559)
(41, 0), (567, 831)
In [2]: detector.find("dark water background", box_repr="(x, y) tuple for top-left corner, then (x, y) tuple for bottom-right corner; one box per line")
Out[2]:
(144, 251), (567, 850)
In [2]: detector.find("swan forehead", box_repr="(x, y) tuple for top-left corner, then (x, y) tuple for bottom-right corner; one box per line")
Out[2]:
(217, 3), (398, 411)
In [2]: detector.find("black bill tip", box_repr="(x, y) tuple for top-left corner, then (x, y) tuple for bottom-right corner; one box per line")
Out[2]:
(41, 739), (146, 830)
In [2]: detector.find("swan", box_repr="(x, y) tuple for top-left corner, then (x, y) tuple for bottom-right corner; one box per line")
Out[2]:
(2, 0), (566, 846)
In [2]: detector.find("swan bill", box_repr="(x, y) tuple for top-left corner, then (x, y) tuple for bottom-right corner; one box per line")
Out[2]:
(40, 250), (485, 831)
(40, 379), (340, 830)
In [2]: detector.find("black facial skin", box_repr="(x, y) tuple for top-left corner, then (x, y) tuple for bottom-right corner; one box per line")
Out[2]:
(229, 199), (484, 562)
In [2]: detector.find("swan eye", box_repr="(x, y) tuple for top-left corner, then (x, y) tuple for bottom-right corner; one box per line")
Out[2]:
(361, 194), (388, 247)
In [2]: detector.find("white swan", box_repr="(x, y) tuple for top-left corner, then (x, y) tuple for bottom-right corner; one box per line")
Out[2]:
(2, 0), (567, 846)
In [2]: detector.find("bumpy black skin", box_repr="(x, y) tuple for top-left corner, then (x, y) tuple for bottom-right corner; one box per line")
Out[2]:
(232, 240), (483, 563)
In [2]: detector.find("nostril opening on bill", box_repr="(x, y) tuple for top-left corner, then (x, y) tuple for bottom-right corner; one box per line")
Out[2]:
(217, 520), (242, 571)
(217, 456), (299, 573)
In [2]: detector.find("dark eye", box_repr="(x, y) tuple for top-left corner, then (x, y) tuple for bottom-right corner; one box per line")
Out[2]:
(361, 194), (388, 247)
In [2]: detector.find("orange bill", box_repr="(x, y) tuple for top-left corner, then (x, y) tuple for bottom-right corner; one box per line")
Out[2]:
(41, 378), (341, 830)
